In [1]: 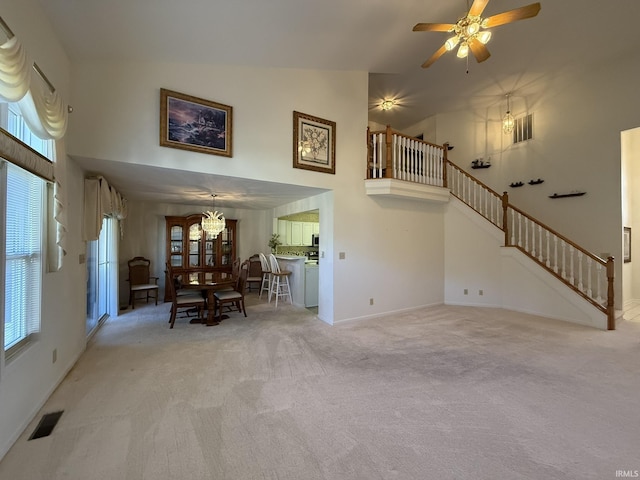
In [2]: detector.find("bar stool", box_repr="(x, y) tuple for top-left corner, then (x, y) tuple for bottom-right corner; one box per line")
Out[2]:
(258, 252), (272, 299)
(268, 253), (292, 307)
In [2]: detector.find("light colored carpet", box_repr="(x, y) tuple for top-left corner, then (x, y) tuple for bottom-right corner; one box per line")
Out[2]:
(1, 294), (639, 480)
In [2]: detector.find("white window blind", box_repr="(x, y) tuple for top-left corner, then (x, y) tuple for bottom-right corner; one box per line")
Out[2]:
(4, 162), (43, 352)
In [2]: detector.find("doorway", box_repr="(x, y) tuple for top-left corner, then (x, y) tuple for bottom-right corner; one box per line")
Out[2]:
(621, 127), (640, 316)
(86, 217), (118, 337)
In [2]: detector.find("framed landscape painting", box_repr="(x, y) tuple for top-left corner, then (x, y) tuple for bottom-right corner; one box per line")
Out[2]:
(293, 111), (336, 174)
(160, 88), (232, 157)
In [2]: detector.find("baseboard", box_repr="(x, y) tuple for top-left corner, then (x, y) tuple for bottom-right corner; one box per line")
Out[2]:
(333, 301), (443, 325)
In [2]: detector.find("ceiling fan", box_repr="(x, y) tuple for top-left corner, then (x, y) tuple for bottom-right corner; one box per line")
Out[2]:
(413, 0), (541, 68)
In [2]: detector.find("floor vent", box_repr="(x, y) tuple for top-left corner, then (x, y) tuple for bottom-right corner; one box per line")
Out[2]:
(28, 411), (64, 440)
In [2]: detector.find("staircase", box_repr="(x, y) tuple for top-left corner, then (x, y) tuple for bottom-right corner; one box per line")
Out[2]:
(366, 125), (615, 330)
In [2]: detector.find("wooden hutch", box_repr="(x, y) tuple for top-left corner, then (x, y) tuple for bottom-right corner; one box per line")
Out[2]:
(164, 214), (237, 301)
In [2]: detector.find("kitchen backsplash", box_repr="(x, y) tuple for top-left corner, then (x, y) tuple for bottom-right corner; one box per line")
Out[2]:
(275, 245), (316, 256)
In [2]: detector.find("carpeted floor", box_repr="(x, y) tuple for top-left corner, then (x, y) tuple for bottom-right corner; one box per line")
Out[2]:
(1, 294), (639, 480)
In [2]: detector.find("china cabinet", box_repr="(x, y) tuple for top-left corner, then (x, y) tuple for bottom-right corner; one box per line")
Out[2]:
(164, 214), (237, 301)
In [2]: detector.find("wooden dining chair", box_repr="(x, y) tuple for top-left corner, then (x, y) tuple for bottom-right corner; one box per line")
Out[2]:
(213, 266), (248, 323)
(127, 257), (159, 309)
(165, 263), (206, 328)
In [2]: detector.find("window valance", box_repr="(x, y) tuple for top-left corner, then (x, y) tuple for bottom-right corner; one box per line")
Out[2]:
(0, 34), (68, 140)
(0, 127), (53, 181)
(83, 176), (128, 241)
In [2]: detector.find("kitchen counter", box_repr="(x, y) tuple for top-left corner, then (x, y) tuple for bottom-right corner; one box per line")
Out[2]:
(274, 255), (306, 307)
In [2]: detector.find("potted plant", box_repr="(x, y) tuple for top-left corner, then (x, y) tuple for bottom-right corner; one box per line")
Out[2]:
(268, 233), (281, 253)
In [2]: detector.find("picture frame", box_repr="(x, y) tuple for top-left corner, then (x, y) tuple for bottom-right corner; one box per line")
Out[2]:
(293, 111), (336, 174)
(624, 227), (631, 263)
(160, 88), (232, 157)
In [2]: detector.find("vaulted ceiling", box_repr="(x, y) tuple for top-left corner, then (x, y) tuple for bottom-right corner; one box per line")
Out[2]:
(34, 0), (640, 208)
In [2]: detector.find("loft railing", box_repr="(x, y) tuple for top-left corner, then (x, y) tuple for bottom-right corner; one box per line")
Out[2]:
(367, 126), (615, 330)
(367, 126), (447, 187)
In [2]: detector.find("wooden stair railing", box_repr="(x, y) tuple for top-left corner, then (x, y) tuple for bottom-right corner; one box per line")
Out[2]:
(366, 127), (615, 329)
(367, 125), (447, 187)
(446, 161), (615, 330)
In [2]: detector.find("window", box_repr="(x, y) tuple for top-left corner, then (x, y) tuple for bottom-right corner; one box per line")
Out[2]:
(3, 162), (44, 355)
(513, 113), (533, 144)
(1, 102), (52, 358)
(3, 103), (55, 160)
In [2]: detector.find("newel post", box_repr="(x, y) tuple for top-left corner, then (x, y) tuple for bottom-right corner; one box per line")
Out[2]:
(384, 124), (393, 178)
(442, 143), (449, 189)
(366, 126), (371, 179)
(501, 191), (509, 246)
(606, 256), (615, 330)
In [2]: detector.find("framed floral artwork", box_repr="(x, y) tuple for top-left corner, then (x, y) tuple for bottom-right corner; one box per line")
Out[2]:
(293, 111), (336, 174)
(160, 88), (232, 157)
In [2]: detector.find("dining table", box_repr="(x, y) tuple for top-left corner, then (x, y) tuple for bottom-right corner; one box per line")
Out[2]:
(183, 273), (235, 326)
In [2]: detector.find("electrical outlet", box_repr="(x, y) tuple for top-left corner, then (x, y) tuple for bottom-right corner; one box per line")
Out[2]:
(339, 252), (346, 260)
(479, 289), (484, 296)
(369, 298), (374, 306)
(464, 289), (468, 295)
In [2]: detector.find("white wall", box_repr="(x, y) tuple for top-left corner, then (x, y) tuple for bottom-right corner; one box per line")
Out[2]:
(445, 197), (607, 329)
(0, 0), (90, 460)
(415, 54), (640, 308)
(68, 60), (447, 325)
(621, 127), (640, 306)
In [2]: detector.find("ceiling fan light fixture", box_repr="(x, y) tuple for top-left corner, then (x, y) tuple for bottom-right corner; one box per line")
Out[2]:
(445, 35), (460, 51)
(465, 21), (480, 37)
(477, 31), (492, 44)
(457, 43), (469, 58)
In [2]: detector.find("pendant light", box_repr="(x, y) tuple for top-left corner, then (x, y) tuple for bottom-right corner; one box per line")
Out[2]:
(503, 93), (515, 134)
(201, 194), (225, 238)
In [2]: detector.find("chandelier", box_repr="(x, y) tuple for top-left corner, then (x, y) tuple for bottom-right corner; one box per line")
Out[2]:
(444, 14), (492, 59)
(503, 93), (515, 134)
(201, 194), (226, 238)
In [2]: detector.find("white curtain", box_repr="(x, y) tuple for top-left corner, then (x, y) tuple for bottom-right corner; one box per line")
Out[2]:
(83, 176), (128, 241)
(0, 36), (30, 102)
(0, 32), (69, 269)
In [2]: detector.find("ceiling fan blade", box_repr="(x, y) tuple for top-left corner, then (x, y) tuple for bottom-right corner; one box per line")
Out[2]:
(468, 0), (490, 17)
(421, 44), (448, 68)
(482, 2), (541, 28)
(468, 39), (491, 63)
(412, 23), (455, 32)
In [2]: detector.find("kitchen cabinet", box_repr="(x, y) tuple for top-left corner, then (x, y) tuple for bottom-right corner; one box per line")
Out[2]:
(302, 223), (314, 246)
(278, 220), (319, 246)
(290, 221), (303, 245)
(277, 219), (288, 245)
(164, 214), (237, 301)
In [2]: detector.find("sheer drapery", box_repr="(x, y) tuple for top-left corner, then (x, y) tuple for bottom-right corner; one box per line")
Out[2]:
(83, 176), (128, 241)
(0, 36), (29, 102)
(0, 30), (69, 269)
